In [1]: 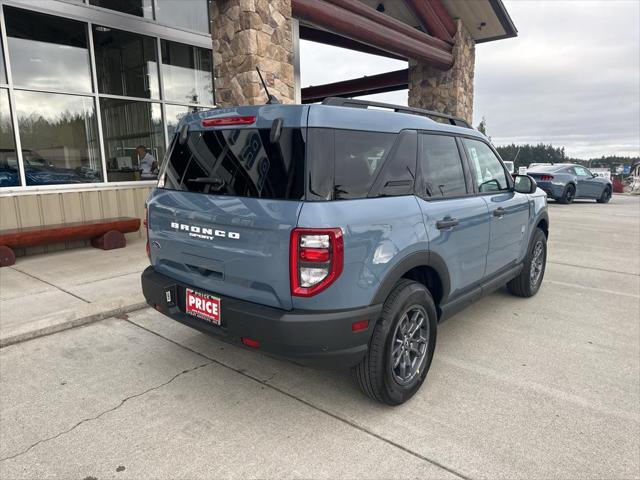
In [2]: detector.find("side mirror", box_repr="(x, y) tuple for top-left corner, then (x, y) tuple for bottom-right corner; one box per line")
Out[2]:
(514, 174), (537, 194)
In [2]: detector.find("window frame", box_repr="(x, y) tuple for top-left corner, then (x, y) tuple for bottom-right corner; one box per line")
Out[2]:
(0, 1), (215, 194)
(415, 130), (475, 201)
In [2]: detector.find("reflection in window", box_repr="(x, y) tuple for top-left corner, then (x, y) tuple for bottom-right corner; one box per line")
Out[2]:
(5, 7), (92, 92)
(15, 91), (102, 186)
(93, 26), (159, 99)
(165, 104), (201, 138)
(161, 40), (213, 105)
(89, 0), (153, 19)
(100, 99), (164, 182)
(156, 0), (210, 33)
(0, 89), (20, 187)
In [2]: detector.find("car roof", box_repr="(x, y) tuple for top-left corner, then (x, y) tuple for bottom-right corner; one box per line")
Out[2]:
(528, 163), (574, 172)
(180, 104), (486, 139)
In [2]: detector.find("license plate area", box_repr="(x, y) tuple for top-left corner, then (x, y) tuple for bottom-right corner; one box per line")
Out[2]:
(185, 288), (221, 325)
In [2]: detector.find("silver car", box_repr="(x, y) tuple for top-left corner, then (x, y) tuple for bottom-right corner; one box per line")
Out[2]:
(527, 164), (612, 204)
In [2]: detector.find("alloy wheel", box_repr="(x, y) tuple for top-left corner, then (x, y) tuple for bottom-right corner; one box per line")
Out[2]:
(390, 306), (429, 385)
(530, 240), (545, 288)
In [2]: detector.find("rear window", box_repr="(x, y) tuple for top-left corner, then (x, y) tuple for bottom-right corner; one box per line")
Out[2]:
(333, 130), (396, 199)
(161, 128), (305, 200)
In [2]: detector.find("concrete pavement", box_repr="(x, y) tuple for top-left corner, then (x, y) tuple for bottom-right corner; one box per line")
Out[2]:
(0, 239), (149, 346)
(0, 195), (638, 479)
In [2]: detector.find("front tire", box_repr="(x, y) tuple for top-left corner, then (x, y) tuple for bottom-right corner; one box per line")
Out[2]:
(558, 184), (575, 204)
(352, 279), (437, 405)
(507, 228), (547, 298)
(596, 186), (611, 203)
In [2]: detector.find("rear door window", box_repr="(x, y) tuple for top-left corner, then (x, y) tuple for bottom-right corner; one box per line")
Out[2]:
(333, 130), (396, 199)
(161, 128), (305, 199)
(419, 134), (467, 198)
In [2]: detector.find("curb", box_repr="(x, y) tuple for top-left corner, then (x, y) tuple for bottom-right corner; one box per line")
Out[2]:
(0, 301), (149, 349)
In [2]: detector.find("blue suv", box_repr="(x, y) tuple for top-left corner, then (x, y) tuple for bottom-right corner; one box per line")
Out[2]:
(141, 98), (549, 405)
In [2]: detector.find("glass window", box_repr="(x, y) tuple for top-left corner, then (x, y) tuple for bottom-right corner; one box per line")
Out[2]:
(574, 165), (592, 177)
(334, 130), (396, 199)
(15, 91), (102, 185)
(463, 138), (509, 193)
(370, 131), (417, 197)
(93, 26), (159, 99)
(161, 40), (213, 105)
(419, 135), (467, 198)
(156, 0), (210, 33)
(0, 89), (20, 187)
(100, 98), (164, 181)
(162, 128), (305, 200)
(165, 104), (204, 138)
(89, 0), (153, 19)
(5, 7), (92, 92)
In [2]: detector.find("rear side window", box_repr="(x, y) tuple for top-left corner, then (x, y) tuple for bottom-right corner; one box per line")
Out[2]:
(161, 128), (305, 199)
(334, 130), (396, 199)
(419, 134), (467, 198)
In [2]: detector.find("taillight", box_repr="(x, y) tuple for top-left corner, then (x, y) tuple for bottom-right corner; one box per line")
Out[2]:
(540, 175), (554, 181)
(290, 228), (343, 297)
(202, 116), (256, 127)
(144, 207), (150, 258)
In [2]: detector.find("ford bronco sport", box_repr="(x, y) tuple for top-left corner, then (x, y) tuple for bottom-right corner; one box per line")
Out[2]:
(141, 97), (549, 405)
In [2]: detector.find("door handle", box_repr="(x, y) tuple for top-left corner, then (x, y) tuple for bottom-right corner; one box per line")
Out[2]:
(493, 207), (506, 218)
(436, 217), (459, 230)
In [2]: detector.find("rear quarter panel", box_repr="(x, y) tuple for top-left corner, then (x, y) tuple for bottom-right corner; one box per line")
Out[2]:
(294, 196), (427, 310)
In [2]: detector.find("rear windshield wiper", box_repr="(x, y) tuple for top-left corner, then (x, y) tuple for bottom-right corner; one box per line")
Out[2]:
(187, 176), (227, 193)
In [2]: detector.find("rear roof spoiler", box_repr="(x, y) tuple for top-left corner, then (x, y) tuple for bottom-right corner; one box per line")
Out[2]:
(321, 97), (472, 129)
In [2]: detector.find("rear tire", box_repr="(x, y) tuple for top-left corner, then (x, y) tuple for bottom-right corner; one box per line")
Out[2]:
(558, 184), (575, 204)
(596, 186), (611, 203)
(507, 228), (547, 298)
(352, 279), (437, 405)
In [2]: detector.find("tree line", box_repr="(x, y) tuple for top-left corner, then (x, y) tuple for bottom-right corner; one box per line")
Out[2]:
(494, 143), (639, 171)
(476, 117), (638, 171)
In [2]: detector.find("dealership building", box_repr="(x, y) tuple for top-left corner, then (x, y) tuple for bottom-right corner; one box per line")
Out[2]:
(0, 0), (515, 255)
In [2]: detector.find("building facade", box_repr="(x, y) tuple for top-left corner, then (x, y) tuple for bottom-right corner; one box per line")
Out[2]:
(0, 0), (515, 257)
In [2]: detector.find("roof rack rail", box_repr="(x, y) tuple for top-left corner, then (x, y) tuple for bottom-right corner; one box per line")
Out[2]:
(321, 97), (472, 129)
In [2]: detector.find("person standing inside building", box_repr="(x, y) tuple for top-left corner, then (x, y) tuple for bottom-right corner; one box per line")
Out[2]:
(137, 145), (158, 180)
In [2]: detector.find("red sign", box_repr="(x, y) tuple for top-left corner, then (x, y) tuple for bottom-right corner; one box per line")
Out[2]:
(185, 289), (221, 324)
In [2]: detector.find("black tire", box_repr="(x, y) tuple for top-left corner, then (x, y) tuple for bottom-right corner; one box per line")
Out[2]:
(352, 279), (437, 405)
(507, 228), (547, 298)
(558, 184), (575, 204)
(596, 186), (612, 203)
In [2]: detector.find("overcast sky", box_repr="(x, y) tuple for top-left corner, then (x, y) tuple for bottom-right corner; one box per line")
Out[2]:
(300, 0), (640, 159)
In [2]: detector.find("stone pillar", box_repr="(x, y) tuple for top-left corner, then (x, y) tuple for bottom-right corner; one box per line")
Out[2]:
(408, 19), (475, 124)
(211, 0), (295, 107)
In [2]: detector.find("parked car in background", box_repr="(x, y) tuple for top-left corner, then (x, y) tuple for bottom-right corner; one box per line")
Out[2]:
(527, 163), (612, 204)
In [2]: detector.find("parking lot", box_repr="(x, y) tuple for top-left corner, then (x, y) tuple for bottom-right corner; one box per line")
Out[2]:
(0, 195), (638, 479)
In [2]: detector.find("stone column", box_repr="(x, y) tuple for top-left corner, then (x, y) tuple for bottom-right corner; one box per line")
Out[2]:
(408, 19), (475, 124)
(211, 0), (295, 107)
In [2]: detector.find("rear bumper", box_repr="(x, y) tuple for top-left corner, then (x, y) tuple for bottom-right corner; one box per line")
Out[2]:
(141, 266), (382, 369)
(535, 181), (564, 199)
